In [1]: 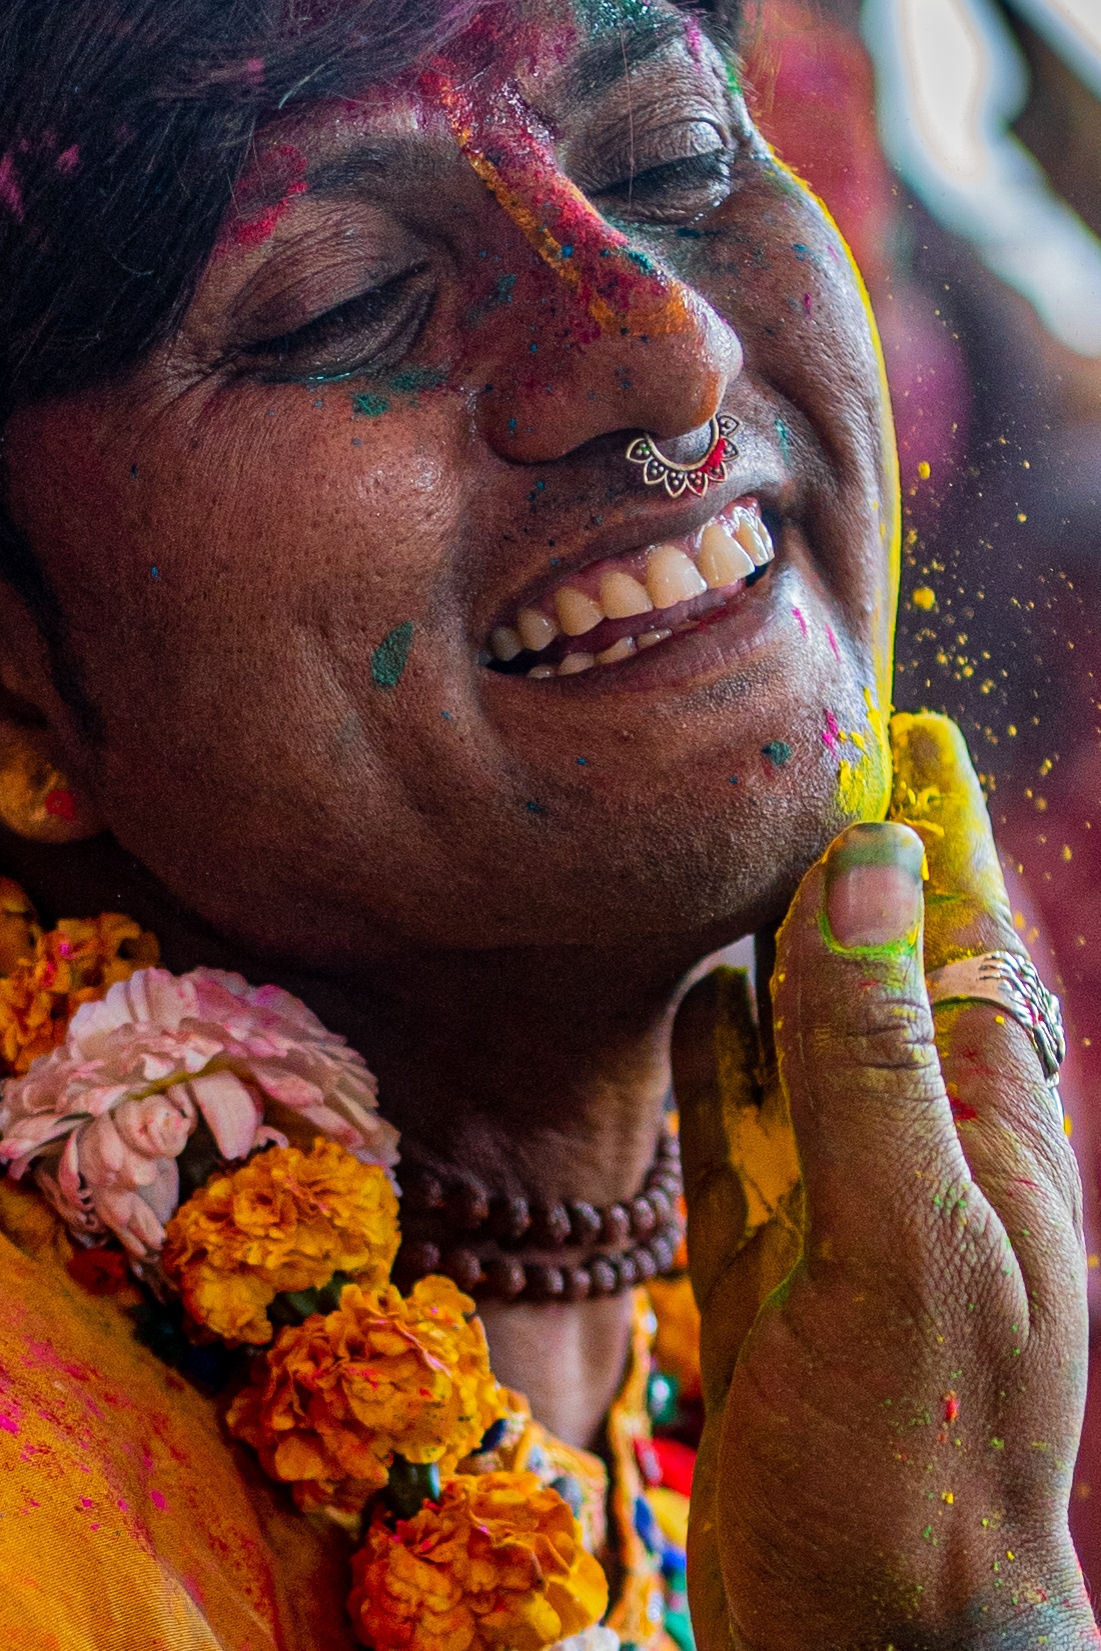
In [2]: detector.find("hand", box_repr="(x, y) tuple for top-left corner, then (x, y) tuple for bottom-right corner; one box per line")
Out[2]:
(678, 713), (1098, 1650)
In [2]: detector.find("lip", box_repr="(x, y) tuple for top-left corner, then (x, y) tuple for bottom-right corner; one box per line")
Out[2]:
(482, 474), (792, 634)
(482, 519), (797, 698)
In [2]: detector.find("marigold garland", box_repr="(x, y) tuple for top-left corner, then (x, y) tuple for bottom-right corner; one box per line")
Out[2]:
(0, 907), (614, 1651)
(162, 1139), (400, 1345)
(226, 1275), (506, 1513)
(0, 905), (159, 1077)
(349, 1472), (609, 1651)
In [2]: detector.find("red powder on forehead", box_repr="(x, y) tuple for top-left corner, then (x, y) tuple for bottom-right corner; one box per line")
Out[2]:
(222, 142), (308, 251)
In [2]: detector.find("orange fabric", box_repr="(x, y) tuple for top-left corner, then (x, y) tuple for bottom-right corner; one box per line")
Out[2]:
(0, 1179), (360, 1651)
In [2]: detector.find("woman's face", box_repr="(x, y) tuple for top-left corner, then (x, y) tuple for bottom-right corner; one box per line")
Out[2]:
(4, 0), (898, 970)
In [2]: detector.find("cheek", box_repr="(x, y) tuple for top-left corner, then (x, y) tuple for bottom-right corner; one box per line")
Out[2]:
(15, 387), (468, 708)
(687, 164), (898, 674)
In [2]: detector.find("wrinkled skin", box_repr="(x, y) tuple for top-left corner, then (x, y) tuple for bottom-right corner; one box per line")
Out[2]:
(678, 716), (1095, 1648)
(0, 0), (1093, 1642)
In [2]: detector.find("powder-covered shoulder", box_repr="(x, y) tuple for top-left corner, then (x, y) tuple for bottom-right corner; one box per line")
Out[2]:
(0, 1179), (357, 1651)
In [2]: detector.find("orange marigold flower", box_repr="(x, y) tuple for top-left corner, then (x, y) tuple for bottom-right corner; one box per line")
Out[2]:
(162, 1139), (400, 1344)
(226, 1277), (506, 1513)
(348, 1472), (608, 1651)
(0, 908), (159, 1077)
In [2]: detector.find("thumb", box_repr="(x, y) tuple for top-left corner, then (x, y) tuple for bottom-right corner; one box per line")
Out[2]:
(772, 821), (969, 1269)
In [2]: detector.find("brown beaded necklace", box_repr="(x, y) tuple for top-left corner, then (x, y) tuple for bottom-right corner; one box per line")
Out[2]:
(393, 1117), (683, 1303)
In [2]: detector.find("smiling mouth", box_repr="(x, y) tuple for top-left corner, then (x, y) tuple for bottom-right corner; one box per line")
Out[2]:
(483, 498), (776, 680)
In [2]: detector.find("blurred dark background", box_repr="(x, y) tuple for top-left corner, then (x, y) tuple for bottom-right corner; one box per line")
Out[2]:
(745, 0), (1101, 1592)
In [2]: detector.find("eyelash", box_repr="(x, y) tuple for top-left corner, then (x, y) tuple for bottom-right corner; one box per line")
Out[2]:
(238, 265), (432, 384)
(590, 146), (736, 221)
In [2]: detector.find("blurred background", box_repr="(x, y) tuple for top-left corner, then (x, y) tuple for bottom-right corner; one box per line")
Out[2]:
(740, 0), (1101, 1589)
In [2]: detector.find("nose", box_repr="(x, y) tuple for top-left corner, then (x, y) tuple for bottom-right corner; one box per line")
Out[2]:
(450, 108), (744, 465)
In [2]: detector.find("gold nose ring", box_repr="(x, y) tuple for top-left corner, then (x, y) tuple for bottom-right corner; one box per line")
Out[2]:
(625, 414), (739, 499)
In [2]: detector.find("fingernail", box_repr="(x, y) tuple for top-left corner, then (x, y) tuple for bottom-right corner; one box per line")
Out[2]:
(824, 823), (925, 950)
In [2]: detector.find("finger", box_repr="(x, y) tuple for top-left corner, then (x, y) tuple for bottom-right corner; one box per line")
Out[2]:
(889, 714), (1083, 1324)
(889, 710), (1019, 965)
(674, 968), (803, 1651)
(673, 967), (802, 1413)
(772, 821), (985, 1284)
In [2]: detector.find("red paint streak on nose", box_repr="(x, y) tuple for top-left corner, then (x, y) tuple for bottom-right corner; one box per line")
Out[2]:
(429, 71), (699, 342)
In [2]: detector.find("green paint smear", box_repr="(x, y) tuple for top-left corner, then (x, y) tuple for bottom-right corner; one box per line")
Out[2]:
(387, 365), (447, 393)
(371, 621), (414, 689)
(573, 0), (654, 33)
(353, 393), (390, 418)
(761, 739), (792, 767)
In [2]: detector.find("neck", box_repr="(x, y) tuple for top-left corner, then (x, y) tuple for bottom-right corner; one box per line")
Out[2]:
(0, 828), (722, 1447)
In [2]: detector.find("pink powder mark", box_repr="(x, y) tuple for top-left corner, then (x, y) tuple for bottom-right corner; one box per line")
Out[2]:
(24, 1339), (91, 1382)
(79, 1497), (94, 1509)
(0, 1402), (22, 1436)
(243, 57), (265, 82)
(150, 1489), (168, 1511)
(822, 708), (841, 753)
(0, 153), (25, 222)
(182, 1572), (208, 1610)
(803, 292), (813, 315)
(791, 604), (808, 638)
(825, 624), (842, 663)
(223, 143), (308, 251)
(682, 14), (706, 61)
(56, 145), (79, 174)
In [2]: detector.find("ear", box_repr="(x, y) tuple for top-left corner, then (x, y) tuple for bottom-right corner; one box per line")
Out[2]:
(0, 719), (103, 842)
(0, 586), (104, 846)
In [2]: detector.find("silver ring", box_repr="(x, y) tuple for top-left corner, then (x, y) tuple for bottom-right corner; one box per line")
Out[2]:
(926, 950), (1065, 1086)
(625, 414), (739, 499)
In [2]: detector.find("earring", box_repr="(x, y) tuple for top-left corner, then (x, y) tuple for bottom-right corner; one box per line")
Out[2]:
(0, 736), (91, 842)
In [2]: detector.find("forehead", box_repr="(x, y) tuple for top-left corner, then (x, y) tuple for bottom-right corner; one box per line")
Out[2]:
(257, 0), (704, 165)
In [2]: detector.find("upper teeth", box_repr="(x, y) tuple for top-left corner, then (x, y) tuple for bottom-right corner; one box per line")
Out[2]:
(488, 504), (775, 673)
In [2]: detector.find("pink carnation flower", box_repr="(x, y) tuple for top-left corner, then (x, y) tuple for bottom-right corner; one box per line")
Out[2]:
(0, 967), (399, 1258)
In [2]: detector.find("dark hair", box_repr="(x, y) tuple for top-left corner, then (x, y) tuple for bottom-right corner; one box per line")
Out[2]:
(0, 0), (485, 728)
(0, 0), (738, 731)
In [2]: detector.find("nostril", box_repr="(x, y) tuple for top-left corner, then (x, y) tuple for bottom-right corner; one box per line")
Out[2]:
(647, 421), (720, 468)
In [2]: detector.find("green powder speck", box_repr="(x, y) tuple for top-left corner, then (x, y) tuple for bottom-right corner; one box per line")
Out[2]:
(762, 740), (792, 767)
(352, 393), (390, 418)
(387, 366), (447, 393)
(371, 622), (414, 689)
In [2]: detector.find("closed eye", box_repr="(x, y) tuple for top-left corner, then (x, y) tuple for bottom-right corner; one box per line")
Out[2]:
(590, 145), (735, 223)
(237, 264), (432, 382)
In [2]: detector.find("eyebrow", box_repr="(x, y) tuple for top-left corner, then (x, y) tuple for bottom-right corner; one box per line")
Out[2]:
(556, 14), (693, 107)
(304, 145), (394, 196)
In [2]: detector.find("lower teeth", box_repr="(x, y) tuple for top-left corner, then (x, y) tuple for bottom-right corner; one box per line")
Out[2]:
(493, 551), (774, 680)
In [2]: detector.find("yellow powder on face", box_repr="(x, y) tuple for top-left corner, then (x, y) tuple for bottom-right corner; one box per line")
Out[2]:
(835, 687), (892, 821)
